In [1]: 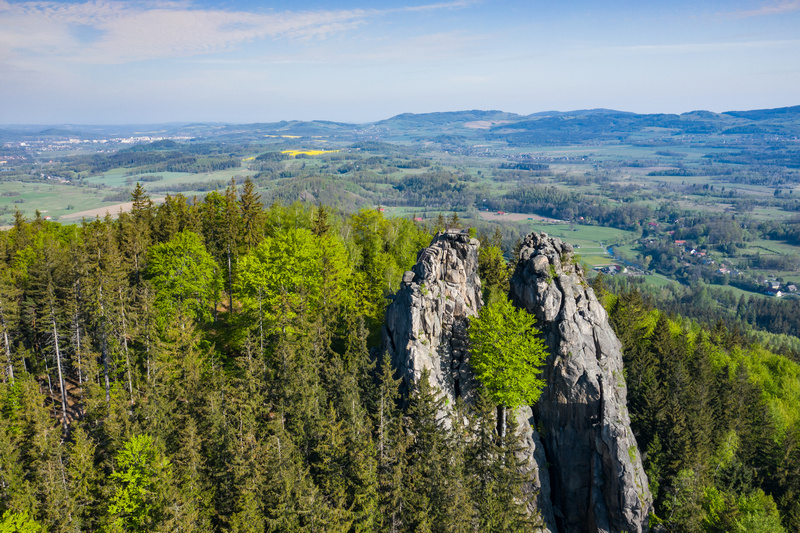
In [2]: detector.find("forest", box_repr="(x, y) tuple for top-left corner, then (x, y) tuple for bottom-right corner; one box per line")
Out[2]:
(0, 178), (799, 532)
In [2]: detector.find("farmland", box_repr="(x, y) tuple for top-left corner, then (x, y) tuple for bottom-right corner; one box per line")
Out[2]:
(3, 107), (800, 311)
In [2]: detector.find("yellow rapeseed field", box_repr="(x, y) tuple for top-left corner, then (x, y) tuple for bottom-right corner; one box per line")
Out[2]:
(281, 149), (341, 157)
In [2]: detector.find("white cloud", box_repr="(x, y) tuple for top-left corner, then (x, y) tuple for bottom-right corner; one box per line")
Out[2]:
(0, 0), (471, 65)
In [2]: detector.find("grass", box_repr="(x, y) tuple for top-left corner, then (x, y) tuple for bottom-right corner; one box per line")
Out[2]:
(580, 254), (615, 267)
(0, 181), (109, 224)
(745, 240), (800, 255)
(643, 274), (679, 288)
(520, 222), (638, 246)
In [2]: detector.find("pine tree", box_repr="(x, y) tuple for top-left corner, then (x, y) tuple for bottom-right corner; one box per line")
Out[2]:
(223, 179), (241, 314)
(374, 352), (407, 531)
(26, 235), (70, 430)
(83, 216), (130, 406)
(0, 269), (21, 382)
(311, 202), (331, 237)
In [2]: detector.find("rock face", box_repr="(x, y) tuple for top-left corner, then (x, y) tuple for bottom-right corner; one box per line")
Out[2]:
(383, 229), (483, 407)
(382, 229), (556, 532)
(509, 232), (652, 533)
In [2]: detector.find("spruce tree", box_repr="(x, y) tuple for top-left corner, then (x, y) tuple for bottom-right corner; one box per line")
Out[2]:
(239, 177), (264, 252)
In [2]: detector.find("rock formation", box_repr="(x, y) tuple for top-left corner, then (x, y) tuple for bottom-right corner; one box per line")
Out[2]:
(382, 229), (556, 532)
(509, 232), (652, 533)
(383, 229), (483, 408)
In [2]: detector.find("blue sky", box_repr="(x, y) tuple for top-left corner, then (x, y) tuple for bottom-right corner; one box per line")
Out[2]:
(1, 0), (799, 124)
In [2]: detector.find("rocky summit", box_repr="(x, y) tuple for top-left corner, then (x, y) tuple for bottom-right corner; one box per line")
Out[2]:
(382, 229), (557, 532)
(382, 229), (483, 411)
(510, 232), (652, 533)
(382, 229), (651, 532)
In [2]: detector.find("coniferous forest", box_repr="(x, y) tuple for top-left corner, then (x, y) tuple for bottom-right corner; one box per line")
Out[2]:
(1, 179), (799, 532)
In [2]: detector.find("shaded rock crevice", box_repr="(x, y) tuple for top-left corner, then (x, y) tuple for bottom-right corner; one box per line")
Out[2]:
(510, 232), (652, 533)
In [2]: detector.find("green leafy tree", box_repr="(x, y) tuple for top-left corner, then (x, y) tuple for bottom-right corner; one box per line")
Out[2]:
(106, 434), (172, 533)
(468, 296), (547, 437)
(236, 227), (338, 337)
(0, 510), (40, 533)
(146, 231), (221, 326)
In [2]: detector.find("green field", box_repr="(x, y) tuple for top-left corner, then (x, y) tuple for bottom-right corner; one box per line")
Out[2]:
(518, 222), (638, 247)
(0, 181), (109, 225)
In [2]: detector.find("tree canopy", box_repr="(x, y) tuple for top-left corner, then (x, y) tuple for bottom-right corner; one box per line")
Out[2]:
(468, 296), (547, 410)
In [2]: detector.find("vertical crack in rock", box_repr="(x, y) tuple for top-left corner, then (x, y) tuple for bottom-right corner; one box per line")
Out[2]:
(383, 229), (483, 410)
(509, 232), (653, 533)
(382, 229), (557, 532)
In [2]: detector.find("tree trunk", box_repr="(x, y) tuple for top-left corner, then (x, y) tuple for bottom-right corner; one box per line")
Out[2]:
(119, 288), (133, 403)
(0, 302), (13, 382)
(72, 281), (83, 386)
(227, 243), (233, 314)
(51, 310), (68, 431)
(2, 329), (11, 382)
(258, 288), (264, 360)
(497, 404), (507, 442)
(99, 286), (110, 405)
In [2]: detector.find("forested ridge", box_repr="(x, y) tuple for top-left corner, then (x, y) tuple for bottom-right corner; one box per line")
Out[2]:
(0, 180), (798, 532)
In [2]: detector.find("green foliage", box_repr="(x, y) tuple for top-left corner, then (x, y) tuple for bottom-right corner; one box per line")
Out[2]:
(0, 510), (40, 533)
(608, 287), (800, 532)
(107, 434), (172, 533)
(2, 200), (800, 531)
(146, 230), (221, 325)
(236, 227), (350, 335)
(477, 243), (508, 305)
(468, 296), (547, 409)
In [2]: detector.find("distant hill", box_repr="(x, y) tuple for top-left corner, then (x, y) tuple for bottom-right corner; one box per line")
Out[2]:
(723, 105), (800, 120)
(3, 104), (798, 144)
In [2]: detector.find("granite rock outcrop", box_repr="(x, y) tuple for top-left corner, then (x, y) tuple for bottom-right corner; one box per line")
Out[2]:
(382, 229), (556, 532)
(509, 232), (652, 533)
(382, 229), (483, 408)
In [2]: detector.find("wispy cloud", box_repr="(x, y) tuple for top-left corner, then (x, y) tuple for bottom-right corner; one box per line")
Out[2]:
(587, 39), (800, 55)
(394, 0), (480, 13)
(728, 0), (800, 18)
(189, 30), (490, 68)
(0, 0), (471, 65)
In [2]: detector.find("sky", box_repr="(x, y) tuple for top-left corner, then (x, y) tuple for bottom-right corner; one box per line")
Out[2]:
(1, 0), (799, 124)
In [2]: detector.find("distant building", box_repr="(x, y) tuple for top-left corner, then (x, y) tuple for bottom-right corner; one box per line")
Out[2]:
(788, 285), (797, 292)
